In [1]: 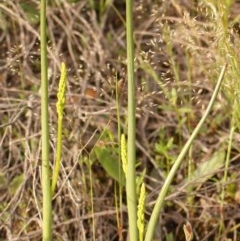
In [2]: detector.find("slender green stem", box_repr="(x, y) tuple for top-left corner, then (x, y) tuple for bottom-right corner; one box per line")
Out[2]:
(219, 118), (235, 237)
(221, 121), (235, 201)
(221, 117), (236, 207)
(40, 0), (52, 240)
(116, 78), (124, 239)
(51, 115), (63, 195)
(144, 64), (227, 241)
(126, 0), (138, 240)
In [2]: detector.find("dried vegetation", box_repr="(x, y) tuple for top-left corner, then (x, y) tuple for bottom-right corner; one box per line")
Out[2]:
(1, 0), (240, 240)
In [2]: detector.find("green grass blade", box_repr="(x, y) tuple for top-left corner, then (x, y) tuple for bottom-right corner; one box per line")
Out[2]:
(144, 64), (227, 241)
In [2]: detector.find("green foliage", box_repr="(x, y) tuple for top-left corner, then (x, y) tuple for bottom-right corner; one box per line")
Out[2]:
(155, 128), (176, 173)
(9, 174), (23, 195)
(155, 135), (174, 160)
(184, 150), (225, 188)
(225, 175), (237, 199)
(165, 232), (174, 241)
(145, 65), (226, 241)
(94, 145), (126, 187)
(20, 2), (39, 24)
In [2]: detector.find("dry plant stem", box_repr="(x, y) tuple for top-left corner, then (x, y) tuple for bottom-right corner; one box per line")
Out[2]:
(89, 162), (96, 241)
(126, 0), (138, 240)
(144, 64), (227, 241)
(40, 0), (52, 240)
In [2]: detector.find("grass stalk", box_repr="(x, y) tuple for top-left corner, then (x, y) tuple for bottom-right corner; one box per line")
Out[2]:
(219, 118), (235, 237)
(116, 78), (124, 240)
(89, 159), (96, 241)
(222, 121), (235, 197)
(40, 0), (52, 240)
(126, 0), (138, 240)
(144, 64), (227, 241)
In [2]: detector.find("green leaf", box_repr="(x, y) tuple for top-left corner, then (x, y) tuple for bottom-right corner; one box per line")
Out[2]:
(9, 174), (24, 195)
(20, 2), (39, 24)
(95, 146), (125, 187)
(183, 150), (225, 188)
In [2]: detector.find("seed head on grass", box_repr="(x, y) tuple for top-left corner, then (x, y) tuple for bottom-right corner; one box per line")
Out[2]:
(51, 62), (67, 195)
(137, 183), (146, 241)
(56, 62), (67, 119)
(121, 133), (127, 175)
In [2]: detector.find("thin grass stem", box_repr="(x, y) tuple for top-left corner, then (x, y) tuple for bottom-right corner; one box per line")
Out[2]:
(40, 0), (52, 240)
(116, 77), (124, 239)
(126, 0), (138, 240)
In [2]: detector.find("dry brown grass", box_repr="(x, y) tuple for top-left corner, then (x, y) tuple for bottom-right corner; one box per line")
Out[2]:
(1, 0), (240, 240)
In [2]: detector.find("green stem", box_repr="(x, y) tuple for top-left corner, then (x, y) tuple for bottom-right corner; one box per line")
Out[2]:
(40, 0), (52, 240)
(51, 115), (63, 196)
(126, 0), (138, 240)
(144, 64), (227, 241)
(116, 77), (124, 238)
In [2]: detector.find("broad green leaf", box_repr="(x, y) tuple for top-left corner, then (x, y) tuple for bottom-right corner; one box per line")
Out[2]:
(183, 150), (225, 188)
(95, 146), (125, 187)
